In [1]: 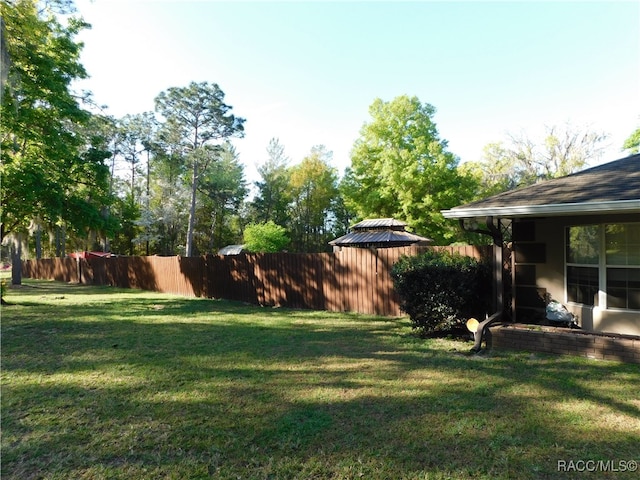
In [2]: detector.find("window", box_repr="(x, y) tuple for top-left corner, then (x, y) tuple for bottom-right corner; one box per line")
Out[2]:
(566, 226), (599, 306)
(607, 268), (640, 309)
(566, 223), (640, 310)
(567, 266), (599, 306)
(605, 224), (640, 310)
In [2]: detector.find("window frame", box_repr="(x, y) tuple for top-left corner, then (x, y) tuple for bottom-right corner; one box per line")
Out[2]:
(604, 223), (640, 310)
(565, 222), (640, 312)
(566, 225), (601, 307)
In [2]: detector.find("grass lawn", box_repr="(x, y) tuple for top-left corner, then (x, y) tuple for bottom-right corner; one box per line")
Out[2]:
(1, 280), (639, 479)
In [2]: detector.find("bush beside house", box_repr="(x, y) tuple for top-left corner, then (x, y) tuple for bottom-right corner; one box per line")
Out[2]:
(391, 249), (491, 336)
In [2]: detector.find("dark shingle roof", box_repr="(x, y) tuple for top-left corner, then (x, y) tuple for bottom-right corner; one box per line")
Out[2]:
(443, 154), (640, 218)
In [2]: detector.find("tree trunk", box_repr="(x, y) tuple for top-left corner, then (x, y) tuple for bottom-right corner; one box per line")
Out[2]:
(35, 224), (42, 259)
(55, 225), (66, 257)
(185, 161), (198, 257)
(56, 226), (61, 257)
(10, 235), (22, 286)
(146, 150), (150, 256)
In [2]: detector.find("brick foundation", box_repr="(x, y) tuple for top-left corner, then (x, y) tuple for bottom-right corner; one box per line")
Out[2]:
(488, 324), (640, 364)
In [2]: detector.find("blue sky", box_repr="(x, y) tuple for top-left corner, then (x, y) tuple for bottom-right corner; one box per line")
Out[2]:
(72, 0), (639, 184)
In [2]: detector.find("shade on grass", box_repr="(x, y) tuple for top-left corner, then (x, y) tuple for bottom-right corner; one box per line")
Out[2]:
(2, 280), (639, 479)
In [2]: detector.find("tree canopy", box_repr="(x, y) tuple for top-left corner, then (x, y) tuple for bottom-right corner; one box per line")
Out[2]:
(288, 145), (339, 252)
(243, 220), (289, 253)
(623, 127), (640, 154)
(154, 81), (245, 256)
(1, 0), (112, 279)
(2, 0), (90, 234)
(250, 138), (291, 227)
(343, 95), (475, 245)
(462, 123), (609, 201)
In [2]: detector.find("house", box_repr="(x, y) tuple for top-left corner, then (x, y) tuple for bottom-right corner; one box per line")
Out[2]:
(442, 154), (640, 336)
(329, 218), (431, 251)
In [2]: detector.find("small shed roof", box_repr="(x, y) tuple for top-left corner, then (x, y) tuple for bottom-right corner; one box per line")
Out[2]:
(218, 244), (245, 255)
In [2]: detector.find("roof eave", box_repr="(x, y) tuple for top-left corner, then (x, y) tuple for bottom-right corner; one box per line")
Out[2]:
(441, 199), (640, 219)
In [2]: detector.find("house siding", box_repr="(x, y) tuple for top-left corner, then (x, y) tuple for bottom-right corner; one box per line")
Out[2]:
(512, 214), (640, 336)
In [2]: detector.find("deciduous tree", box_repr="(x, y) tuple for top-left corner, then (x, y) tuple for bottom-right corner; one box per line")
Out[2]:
(344, 95), (474, 244)
(1, 0), (111, 280)
(288, 145), (339, 252)
(464, 123), (609, 200)
(623, 127), (640, 154)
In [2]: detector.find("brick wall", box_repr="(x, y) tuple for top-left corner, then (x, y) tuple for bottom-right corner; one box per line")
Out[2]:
(489, 324), (640, 364)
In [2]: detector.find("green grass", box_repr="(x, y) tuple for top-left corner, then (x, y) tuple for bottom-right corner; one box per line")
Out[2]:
(2, 280), (639, 479)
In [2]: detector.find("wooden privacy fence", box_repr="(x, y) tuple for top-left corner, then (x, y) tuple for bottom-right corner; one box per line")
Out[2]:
(23, 245), (491, 317)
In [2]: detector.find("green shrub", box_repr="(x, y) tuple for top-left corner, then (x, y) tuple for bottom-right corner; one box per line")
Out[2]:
(1, 278), (7, 305)
(244, 221), (290, 253)
(391, 250), (491, 336)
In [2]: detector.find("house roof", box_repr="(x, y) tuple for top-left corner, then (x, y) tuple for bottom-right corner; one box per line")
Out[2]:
(442, 154), (640, 219)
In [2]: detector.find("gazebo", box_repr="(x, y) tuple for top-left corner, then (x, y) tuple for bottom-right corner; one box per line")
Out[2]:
(329, 218), (431, 251)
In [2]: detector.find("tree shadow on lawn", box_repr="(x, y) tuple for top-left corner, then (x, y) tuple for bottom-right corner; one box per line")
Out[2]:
(2, 282), (640, 479)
